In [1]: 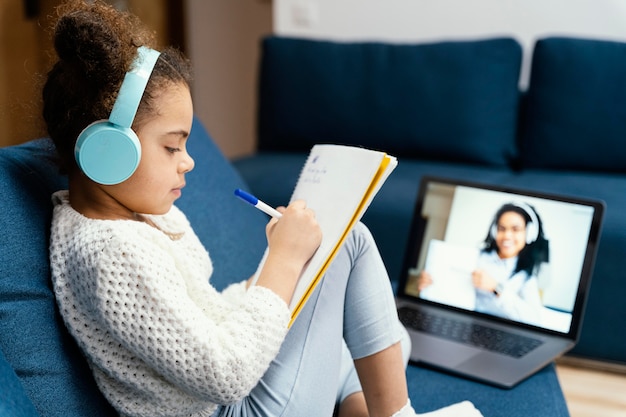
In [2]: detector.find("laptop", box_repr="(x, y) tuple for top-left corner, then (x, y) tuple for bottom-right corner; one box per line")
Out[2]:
(395, 176), (605, 388)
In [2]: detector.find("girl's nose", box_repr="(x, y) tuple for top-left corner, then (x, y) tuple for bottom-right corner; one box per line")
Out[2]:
(180, 151), (195, 173)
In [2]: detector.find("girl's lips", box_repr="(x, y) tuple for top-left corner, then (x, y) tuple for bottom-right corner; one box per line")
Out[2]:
(172, 185), (184, 197)
(171, 183), (185, 198)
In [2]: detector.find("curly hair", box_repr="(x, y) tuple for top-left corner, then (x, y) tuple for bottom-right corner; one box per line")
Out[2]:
(42, 0), (193, 174)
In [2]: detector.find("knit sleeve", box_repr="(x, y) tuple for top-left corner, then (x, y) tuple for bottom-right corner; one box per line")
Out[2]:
(221, 280), (249, 303)
(88, 229), (290, 404)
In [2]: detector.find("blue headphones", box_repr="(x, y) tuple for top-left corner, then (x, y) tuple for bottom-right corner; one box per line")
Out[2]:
(74, 46), (161, 185)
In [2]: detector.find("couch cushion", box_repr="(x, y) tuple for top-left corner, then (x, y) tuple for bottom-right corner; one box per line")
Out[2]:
(407, 363), (568, 416)
(258, 36), (522, 166)
(520, 37), (626, 172)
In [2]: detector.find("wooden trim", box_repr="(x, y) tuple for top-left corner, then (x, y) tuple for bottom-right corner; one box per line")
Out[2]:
(557, 355), (626, 375)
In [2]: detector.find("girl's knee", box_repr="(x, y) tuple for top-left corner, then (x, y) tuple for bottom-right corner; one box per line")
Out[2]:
(346, 222), (377, 257)
(397, 321), (412, 367)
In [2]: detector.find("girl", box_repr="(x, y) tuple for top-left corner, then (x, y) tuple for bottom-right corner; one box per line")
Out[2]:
(45, 1), (480, 416)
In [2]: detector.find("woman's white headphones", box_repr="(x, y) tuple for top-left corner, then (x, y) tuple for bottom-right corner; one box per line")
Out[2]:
(490, 202), (539, 244)
(74, 46), (161, 185)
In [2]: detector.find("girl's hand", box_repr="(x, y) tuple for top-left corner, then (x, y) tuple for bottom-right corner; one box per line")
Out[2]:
(472, 269), (498, 293)
(265, 200), (322, 266)
(255, 200), (322, 305)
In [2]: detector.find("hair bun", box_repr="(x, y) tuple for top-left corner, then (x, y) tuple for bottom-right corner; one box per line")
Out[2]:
(53, 10), (124, 84)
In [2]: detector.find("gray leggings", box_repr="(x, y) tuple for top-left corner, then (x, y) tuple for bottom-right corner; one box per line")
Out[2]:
(213, 223), (410, 417)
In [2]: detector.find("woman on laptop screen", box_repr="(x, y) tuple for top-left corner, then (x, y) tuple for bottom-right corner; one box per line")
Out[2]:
(417, 202), (549, 326)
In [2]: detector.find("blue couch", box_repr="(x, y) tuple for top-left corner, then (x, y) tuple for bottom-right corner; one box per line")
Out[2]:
(0, 119), (568, 415)
(235, 36), (626, 370)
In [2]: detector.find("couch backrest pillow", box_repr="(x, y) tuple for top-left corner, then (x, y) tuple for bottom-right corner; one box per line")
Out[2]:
(258, 36), (522, 166)
(177, 120), (268, 291)
(0, 117), (267, 416)
(520, 37), (626, 172)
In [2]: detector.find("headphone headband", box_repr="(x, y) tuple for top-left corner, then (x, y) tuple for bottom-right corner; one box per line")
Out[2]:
(109, 46), (161, 128)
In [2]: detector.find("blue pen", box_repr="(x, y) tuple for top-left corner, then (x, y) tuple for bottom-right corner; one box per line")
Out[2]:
(234, 189), (282, 218)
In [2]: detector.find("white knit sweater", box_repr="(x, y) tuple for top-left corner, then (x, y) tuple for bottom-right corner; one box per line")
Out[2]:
(49, 191), (290, 417)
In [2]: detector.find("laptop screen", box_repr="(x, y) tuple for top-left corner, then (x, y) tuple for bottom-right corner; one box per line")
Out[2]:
(399, 176), (604, 336)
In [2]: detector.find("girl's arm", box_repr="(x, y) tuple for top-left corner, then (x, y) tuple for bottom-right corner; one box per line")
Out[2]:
(89, 235), (290, 405)
(493, 273), (543, 325)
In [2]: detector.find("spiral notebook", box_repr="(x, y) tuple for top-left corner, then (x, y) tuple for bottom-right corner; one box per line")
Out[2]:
(251, 144), (397, 327)
(396, 176), (604, 388)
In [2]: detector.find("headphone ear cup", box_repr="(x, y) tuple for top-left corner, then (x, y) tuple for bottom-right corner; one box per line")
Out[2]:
(490, 222), (497, 240)
(525, 220), (539, 244)
(75, 121), (141, 185)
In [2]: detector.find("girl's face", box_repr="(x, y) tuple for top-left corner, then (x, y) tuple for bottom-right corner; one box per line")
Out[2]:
(95, 82), (195, 218)
(495, 211), (527, 259)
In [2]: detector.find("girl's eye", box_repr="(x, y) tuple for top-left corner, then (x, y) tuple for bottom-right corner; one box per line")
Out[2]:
(166, 147), (181, 154)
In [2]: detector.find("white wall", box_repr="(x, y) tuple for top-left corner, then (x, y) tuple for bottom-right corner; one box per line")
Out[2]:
(185, 1), (272, 159)
(275, 0), (626, 87)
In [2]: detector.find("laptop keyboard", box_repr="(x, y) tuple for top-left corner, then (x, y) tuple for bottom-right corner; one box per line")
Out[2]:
(398, 307), (544, 358)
